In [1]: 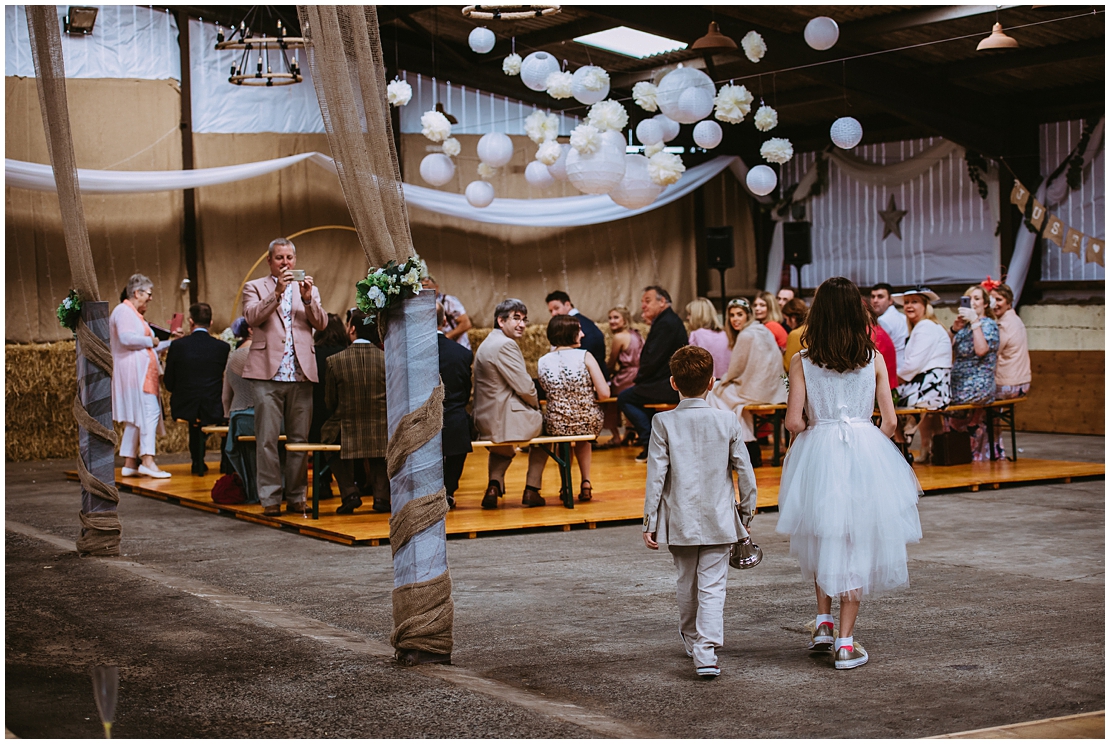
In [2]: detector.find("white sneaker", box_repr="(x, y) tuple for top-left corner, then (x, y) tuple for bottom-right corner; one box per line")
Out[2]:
(696, 665), (720, 678)
(120, 467), (138, 477)
(137, 464), (171, 479)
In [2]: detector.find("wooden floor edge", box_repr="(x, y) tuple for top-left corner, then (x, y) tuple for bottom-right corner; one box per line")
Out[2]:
(926, 709), (1104, 738)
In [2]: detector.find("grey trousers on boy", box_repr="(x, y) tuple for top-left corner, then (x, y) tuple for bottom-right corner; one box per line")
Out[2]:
(669, 544), (731, 668)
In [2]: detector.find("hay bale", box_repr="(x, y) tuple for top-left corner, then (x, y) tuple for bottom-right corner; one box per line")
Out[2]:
(466, 321), (651, 379)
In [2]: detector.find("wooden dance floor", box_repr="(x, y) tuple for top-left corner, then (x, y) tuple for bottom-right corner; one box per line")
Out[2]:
(68, 447), (1103, 546)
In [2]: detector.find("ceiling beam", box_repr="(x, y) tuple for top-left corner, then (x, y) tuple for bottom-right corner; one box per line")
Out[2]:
(936, 37), (1104, 79)
(476, 16), (616, 66)
(838, 5), (1018, 37)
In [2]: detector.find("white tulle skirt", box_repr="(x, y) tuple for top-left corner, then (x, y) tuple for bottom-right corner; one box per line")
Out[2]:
(775, 420), (923, 598)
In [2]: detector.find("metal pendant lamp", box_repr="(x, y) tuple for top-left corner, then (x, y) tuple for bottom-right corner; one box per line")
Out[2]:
(977, 22), (1019, 50)
(691, 21), (737, 52)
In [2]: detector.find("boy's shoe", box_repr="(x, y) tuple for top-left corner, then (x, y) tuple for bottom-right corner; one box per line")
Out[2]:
(834, 642), (869, 670)
(634, 447), (649, 463)
(696, 665), (720, 679)
(808, 621), (835, 652)
(679, 630), (694, 658)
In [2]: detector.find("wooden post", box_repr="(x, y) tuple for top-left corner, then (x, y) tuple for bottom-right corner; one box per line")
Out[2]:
(77, 301), (119, 552)
(173, 9), (199, 305)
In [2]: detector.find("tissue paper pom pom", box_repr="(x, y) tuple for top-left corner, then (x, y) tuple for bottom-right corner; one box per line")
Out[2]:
(536, 139), (563, 165)
(545, 70), (574, 99)
(754, 105), (778, 132)
(570, 123), (602, 155)
(578, 65), (609, 91)
(644, 142), (665, 157)
(477, 162), (499, 179)
(632, 81), (659, 112)
(742, 31), (766, 63)
(502, 53), (522, 75)
(760, 137), (794, 164)
(421, 110), (451, 142)
(441, 137), (461, 157)
(648, 151), (685, 186)
(587, 100), (628, 132)
(572, 66), (611, 105)
(525, 110), (559, 144)
(714, 84), (753, 124)
(387, 79), (412, 107)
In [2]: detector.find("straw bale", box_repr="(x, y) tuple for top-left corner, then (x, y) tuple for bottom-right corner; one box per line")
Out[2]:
(466, 321), (650, 379)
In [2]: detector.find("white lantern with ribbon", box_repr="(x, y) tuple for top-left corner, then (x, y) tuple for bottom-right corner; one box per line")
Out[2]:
(653, 113), (681, 143)
(570, 65), (610, 105)
(468, 26), (496, 54)
(609, 154), (664, 210)
(524, 160), (556, 189)
(693, 120), (723, 149)
(656, 67), (716, 124)
(804, 16), (840, 51)
(520, 51), (560, 92)
(830, 116), (863, 150)
(419, 153), (456, 187)
(547, 143), (571, 181)
(465, 180), (496, 208)
(477, 132), (514, 168)
(566, 130), (626, 194)
(746, 164), (778, 196)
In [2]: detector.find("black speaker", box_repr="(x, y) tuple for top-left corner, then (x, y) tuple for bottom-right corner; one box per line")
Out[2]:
(784, 221), (812, 266)
(706, 226), (734, 270)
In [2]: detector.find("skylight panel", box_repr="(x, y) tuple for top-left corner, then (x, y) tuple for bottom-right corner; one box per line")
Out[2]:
(574, 26), (687, 59)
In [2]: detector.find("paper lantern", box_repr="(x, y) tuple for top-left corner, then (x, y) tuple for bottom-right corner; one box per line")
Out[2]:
(465, 180), (495, 208)
(804, 16), (839, 51)
(746, 164), (778, 197)
(524, 160), (555, 189)
(419, 153), (455, 187)
(656, 67), (715, 124)
(565, 130), (626, 194)
(468, 26), (496, 54)
(830, 116), (863, 150)
(636, 118), (664, 146)
(477, 132), (514, 168)
(609, 155), (664, 210)
(571, 65), (610, 105)
(693, 120), (723, 149)
(520, 51), (560, 92)
(653, 113), (681, 143)
(547, 144), (570, 181)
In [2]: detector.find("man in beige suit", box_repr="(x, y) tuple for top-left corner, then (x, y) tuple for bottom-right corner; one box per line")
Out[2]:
(472, 298), (544, 509)
(242, 237), (328, 516)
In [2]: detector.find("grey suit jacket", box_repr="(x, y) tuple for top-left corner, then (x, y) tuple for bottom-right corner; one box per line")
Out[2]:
(472, 329), (543, 443)
(643, 397), (758, 546)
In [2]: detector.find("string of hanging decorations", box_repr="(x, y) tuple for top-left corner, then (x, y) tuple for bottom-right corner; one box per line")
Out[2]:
(461, 5), (561, 21)
(215, 13), (304, 86)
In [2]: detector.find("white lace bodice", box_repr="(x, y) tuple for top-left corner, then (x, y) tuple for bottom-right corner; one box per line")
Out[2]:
(801, 353), (876, 425)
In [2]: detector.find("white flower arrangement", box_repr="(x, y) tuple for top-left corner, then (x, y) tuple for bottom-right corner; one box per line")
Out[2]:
(648, 151), (685, 186)
(502, 53), (522, 76)
(714, 84), (754, 124)
(570, 123), (602, 154)
(477, 161), (498, 179)
(586, 100), (628, 132)
(545, 70), (574, 99)
(387, 79), (412, 107)
(354, 255), (424, 321)
(579, 66), (610, 91)
(761, 137), (794, 164)
(742, 31), (766, 63)
(441, 137), (461, 158)
(754, 105), (778, 132)
(644, 142), (665, 158)
(524, 110), (559, 144)
(536, 140), (562, 165)
(420, 110), (451, 142)
(632, 81), (659, 112)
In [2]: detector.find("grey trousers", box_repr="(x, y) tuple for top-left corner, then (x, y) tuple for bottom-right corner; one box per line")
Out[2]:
(669, 544), (731, 668)
(487, 445), (547, 493)
(252, 379), (312, 507)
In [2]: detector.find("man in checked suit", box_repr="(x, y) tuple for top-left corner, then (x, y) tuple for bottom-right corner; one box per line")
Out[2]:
(323, 308), (389, 515)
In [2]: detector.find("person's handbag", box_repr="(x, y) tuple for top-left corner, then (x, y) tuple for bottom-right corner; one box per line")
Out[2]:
(932, 430), (972, 466)
(211, 473), (247, 504)
(728, 503), (763, 569)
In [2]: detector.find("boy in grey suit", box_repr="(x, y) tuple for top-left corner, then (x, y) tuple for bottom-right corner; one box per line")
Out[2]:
(643, 346), (759, 678)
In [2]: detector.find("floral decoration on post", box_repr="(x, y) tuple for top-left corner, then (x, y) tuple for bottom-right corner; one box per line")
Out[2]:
(355, 256), (427, 323)
(56, 289), (82, 332)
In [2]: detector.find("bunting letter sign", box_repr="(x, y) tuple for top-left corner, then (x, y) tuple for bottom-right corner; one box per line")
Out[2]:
(1010, 181), (1030, 212)
(1043, 214), (1066, 247)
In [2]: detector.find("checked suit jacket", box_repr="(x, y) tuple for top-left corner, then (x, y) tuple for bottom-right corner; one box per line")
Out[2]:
(322, 341), (387, 459)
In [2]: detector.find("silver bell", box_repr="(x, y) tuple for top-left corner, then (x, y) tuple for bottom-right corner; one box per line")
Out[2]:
(729, 536), (763, 570)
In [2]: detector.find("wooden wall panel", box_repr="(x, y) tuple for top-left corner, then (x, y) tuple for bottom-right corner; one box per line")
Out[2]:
(1015, 350), (1104, 435)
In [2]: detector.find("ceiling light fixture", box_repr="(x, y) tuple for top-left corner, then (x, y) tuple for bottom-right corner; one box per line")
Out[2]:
(64, 6), (98, 35)
(215, 14), (304, 87)
(462, 5), (561, 21)
(691, 21), (737, 53)
(977, 7), (1019, 51)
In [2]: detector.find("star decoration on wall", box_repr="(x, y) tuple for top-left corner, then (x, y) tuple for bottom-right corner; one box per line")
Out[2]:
(879, 194), (908, 240)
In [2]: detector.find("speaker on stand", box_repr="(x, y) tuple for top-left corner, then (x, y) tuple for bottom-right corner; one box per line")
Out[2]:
(783, 221), (812, 289)
(706, 226), (734, 320)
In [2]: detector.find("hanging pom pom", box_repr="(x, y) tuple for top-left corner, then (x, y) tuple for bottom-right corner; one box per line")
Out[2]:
(648, 151), (685, 186)
(441, 137), (461, 158)
(545, 70), (574, 100)
(742, 31), (767, 63)
(760, 137), (794, 164)
(420, 110), (451, 142)
(570, 123), (602, 155)
(632, 81), (659, 112)
(525, 110), (559, 144)
(644, 142), (665, 158)
(387, 79), (412, 107)
(714, 84), (753, 124)
(502, 52), (522, 76)
(587, 100), (629, 132)
(536, 139), (563, 165)
(754, 105), (778, 132)
(477, 161), (499, 179)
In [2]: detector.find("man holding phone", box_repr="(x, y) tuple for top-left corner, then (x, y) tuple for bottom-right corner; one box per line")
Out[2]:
(242, 238), (328, 516)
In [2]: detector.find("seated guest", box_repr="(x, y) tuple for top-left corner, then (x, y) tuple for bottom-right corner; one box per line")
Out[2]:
(533, 314), (611, 503)
(753, 291), (788, 350)
(685, 297), (730, 379)
(323, 309), (389, 514)
(163, 303), (230, 476)
(437, 302), (474, 509)
(871, 283), (909, 370)
(618, 286), (689, 463)
(546, 290), (608, 379)
(892, 288), (952, 462)
(473, 299), (544, 509)
(309, 313), (351, 444)
(781, 298), (809, 373)
(945, 284), (1000, 460)
(865, 300), (898, 392)
(600, 305), (643, 447)
(222, 317), (254, 417)
(989, 283), (1031, 458)
(422, 274), (472, 350)
(776, 286), (797, 308)
(707, 298), (787, 466)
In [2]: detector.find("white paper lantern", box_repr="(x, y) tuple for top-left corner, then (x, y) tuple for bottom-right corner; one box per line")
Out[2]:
(419, 153), (455, 187)
(520, 51), (560, 92)
(524, 160), (556, 189)
(609, 154), (664, 210)
(547, 144), (570, 181)
(746, 164), (778, 196)
(653, 113), (681, 143)
(656, 67), (715, 124)
(571, 65), (610, 105)
(830, 116), (863, 150)
(693, 120), (723, 149)
(565, 130), (626, 194)
(465, 180), (495, 208)
(477, 132), (514, 168)
(636, 118), (664, 146)
(468, 26), (496, 54)
(804, 16), (840, 51)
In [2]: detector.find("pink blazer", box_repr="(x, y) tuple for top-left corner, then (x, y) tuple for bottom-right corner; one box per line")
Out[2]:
(241, 276), (328, 382)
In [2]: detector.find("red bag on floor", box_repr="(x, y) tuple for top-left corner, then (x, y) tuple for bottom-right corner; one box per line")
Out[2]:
(211, 473), (247, 504)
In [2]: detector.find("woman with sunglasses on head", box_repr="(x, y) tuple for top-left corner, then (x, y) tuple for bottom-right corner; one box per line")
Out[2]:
(753, 290), (789, 351)
(706, 297), (788, 467)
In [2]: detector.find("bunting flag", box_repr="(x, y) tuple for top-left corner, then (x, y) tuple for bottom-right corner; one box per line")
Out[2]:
(1029, 199), (1046, 231)
(1010, 178), (1104, 266)
(1064, 227), (1084, 255)
(1010, 181), (1030, 211)
(1086, 238), (1105, 267)
(1043, 213), (1066, 247)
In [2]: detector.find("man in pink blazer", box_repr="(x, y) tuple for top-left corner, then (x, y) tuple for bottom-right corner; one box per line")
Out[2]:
(242, 238), (329, 516)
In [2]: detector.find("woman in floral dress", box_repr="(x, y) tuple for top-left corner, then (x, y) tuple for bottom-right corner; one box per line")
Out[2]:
(946, 285), (1000, 460)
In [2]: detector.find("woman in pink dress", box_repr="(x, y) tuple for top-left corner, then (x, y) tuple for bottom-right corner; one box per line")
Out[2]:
(600, 305), (644, 447)
(685, 297), (730, 379)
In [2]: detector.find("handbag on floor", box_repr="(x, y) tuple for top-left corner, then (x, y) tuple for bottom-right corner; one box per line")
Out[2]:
(932, 430), (972, 466)
(211, 472), (247, 504)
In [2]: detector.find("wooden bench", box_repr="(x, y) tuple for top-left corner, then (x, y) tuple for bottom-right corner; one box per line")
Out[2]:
(472, 434), (596, 508)
(284, 443), (342, 519)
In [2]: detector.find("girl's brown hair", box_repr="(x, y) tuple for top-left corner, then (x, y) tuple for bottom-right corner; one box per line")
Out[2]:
(801, 277), (875, 373)
(754, 290), (785, 324)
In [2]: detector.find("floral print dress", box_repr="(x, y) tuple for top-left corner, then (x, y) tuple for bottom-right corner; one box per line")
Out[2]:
(538, 349), (603, 437)
(946, 318), (1000, 460)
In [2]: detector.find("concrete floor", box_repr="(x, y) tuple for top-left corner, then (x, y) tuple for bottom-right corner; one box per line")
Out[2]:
(5, 432), (1104, 738)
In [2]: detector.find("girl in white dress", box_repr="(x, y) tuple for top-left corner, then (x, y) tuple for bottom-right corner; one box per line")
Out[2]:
(776, 277), (922, 670)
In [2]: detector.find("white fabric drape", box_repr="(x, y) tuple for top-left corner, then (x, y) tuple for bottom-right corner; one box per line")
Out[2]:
(829, 139), (962, 188)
